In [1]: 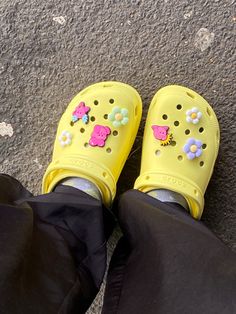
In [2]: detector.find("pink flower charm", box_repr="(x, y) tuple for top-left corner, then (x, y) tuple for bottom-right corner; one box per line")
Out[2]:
(71, 102), (90, 125)
(89, 125), (111, 147)
(152, 125), (173, 146)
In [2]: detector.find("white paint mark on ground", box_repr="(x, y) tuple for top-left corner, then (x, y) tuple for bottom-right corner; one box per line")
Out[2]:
(33, 158), (43, 170)
(0, 63), (5, 74)
(184, 10), (193, 19)
(194, 28), (215, 52)
(0, 122), (14, 137)
(53, 16), (66, 25)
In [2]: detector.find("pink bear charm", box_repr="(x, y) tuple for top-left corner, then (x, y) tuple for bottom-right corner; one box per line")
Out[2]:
(89, 125), (111, 147)
(152, 125), (169, 140)
(71, 102), (90, 126)
(152, 125), (173, 146)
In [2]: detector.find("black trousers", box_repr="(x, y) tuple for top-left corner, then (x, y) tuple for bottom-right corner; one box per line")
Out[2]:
(0, 174), (235, 314)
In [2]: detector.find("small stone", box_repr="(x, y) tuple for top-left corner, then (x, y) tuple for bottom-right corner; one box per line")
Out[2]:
(33, 158), (43, 170)
(73, 5), (80, 12)
(0, 64), (5, 74)
(184, 10), (193, 19)
(0, 122), (14, 137)
(53, 16), (66, 25)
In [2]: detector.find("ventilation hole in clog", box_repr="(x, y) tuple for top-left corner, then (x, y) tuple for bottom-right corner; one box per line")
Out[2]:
(206, 107), (211, 116)
(80, 128), (85, 133)
(155, 150), (161, 156)
(84, 142), (89, 148)
(199, 127), (204, 133)
(106, 148), (112, 153)
(186, 91), (195, 99)
(113, 130), (118, 136)
(194, 189), (198, 195)
(103, 83), (113, 88)
(177, 104), (182, 110)
(178, 155), (183, 161)
(135, 105), (138, 116)
(103, 172), (108, 178)
(162, 114), (168, 120)
(94, 100), (99, 106)
(170, 141), (176, 146)
(90, 116), (96, 122)
(202, 144), (207, 149)
(104, 114), (108, 119)
(174, 121), (179, 126)
(200, 161), (204, 167)
(146, 176), (150, 180)
(109, 99), (114, 104)
(185, 129), (190, 135)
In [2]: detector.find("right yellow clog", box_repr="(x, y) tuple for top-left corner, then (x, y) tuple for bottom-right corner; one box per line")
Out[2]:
(134, 85), (220, 219)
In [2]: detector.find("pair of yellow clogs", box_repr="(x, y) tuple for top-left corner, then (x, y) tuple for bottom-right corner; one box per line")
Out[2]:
(42, 82), (220, 219)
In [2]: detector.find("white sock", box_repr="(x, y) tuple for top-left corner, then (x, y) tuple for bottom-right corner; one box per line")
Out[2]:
(147, 189), (189, 211)
(60, 177), (102, 201)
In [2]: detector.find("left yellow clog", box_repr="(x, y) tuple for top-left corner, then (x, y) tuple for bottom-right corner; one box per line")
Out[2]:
(42, 81), (142, 207)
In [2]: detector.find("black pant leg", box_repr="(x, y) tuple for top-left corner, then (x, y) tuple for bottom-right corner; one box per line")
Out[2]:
(102, 190), (236, 314)
(0, 173), (33, 204)
(0, 174), (114, 314)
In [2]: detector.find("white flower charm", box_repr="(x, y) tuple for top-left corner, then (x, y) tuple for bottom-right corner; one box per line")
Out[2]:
(186, 107), (202, 124)
(59, 130), (72, 147)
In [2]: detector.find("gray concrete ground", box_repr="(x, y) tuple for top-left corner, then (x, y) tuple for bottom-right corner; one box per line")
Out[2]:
(0, 0), (235, 312)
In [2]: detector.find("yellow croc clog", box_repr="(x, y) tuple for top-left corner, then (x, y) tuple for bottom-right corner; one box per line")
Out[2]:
(43, 81), (142, 207)
(134, 85), (220, 219)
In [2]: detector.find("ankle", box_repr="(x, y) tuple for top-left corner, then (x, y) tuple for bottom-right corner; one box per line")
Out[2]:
(146, 189), (189, 211)
(60, 177), (102, 201)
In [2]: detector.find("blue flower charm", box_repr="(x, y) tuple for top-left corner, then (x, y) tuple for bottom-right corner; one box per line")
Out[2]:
(108, 107), (129, 127)
(183, 138), (203, 160)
